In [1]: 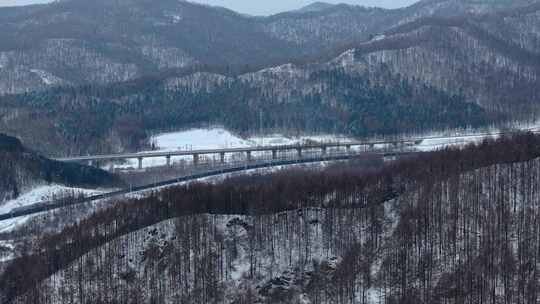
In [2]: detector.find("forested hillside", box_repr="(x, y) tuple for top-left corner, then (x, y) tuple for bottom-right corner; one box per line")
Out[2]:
(356, 3), (540, 114)
(2, 133), (540, 303)
(0, 133), (121, 203)
(0, 63), (491, 156)
(2, 1), (540, 303)
(0, 0), (537, 95)
(2, 1), (540, 157)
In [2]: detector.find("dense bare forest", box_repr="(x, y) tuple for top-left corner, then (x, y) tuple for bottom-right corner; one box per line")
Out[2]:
(1, 0), (540, 156)
(1, 133), (539, 303)
(2, 0), (540, 303)
(0, 65), (492, 156)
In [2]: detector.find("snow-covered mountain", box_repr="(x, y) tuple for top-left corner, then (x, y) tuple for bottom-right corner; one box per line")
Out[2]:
(1, 0), (540, 157)
(0, 0), (538, 94)
(5, 1), (540, 156)
(6, 133), (540, 303)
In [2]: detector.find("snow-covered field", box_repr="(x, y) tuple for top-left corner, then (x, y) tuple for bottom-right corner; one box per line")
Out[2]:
(414, 133), (498, 152)
(0, 185), (107, 233)
(113, 124), (540, 170)
(413, 122), (540, 151)
(152, 128), (253, 151)
(117, 128), (354, 169)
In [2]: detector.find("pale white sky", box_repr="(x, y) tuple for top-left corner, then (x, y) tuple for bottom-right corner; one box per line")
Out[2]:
(0, 0), (420, 15)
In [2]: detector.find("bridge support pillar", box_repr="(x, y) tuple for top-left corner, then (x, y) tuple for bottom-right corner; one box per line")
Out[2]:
(193, 154), (199, 166)
(220, 152), (226, 164)
(247, 151), (252, 162)
(272, 150), (277, 160)
(166, 155), (171, 167)
(138, 157), (143, 170)
(297, 148), (302, 158)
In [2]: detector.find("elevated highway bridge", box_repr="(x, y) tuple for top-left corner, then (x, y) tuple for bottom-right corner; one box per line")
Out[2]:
(2, 129), (537, 221)
(1, 151), (413, 221)
(55, 140), (417, 169)
(53, 130), (514, 170)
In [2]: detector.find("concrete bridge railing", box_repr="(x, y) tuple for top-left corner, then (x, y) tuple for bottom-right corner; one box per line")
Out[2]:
(55, 140), (419, 170)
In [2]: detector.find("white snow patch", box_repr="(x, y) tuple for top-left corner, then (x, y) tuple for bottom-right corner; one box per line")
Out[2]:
(0, 240), (16, 262)
(118, 128), (253, 169)
(256, 63), (301, 76)
(332, 49), (358, 68)
(170, 15), (182, 23)
(113, 124), (540, 170)
(372, 34), (386, 41)
(412, 123), (540, 152)
(29, 69), (62, 86)
(0, 185), (106, 233)
(117, 128), (353, 169)
(415, 133), (497, 152)
(154, 128), (252, 151)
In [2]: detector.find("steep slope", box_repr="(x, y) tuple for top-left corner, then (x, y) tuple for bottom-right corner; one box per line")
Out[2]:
(348, 7), (540, 112)
(0, 133), (121, 203)
(0, 59), (490, 156)
(1, 1), (540, 157)
(261, 5), (396, 48)
(474, 3), (540, 55)
(0, 0), (295, 94)
(5, 133), (540, 303)
(414, 0), (537, 12)
(5, 4), (540, 157)
(2, 0), (538, 94)
(260, 0), (538, 52)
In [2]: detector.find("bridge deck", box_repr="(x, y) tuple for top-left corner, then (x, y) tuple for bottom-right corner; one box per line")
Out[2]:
(54, 129), (527, 163)
(1, 152), (414, 221)
(55, 142), (378, 162)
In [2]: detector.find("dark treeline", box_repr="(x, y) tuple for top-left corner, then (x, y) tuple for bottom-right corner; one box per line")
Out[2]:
(1, 1), (540, 158)
(0, 65), (494, 156)
(2, 3), (540, 157)
(0, 133), (122, 203)
(2, 133), (540, 303)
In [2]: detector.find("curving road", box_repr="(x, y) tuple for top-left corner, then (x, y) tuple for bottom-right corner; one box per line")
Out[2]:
(0, 152), (413, 221)
(54, 128), (540, 163)
(3, 128), (538, 222)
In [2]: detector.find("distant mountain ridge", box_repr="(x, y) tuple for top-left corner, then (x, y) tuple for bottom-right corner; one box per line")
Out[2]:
(294, 2), (337, 13)
(1, 0), (538, 95)
(1, 0), (540, 156)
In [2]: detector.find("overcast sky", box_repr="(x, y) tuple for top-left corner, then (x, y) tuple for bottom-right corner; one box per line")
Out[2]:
(0, 0), (420, 15)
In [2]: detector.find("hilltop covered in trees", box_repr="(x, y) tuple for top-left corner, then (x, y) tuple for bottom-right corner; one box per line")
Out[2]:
(2, 132), (540, 303)
(0, 64), (493, 157)
(2, 2), (540, 156)
(0, 133), (122, 203)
